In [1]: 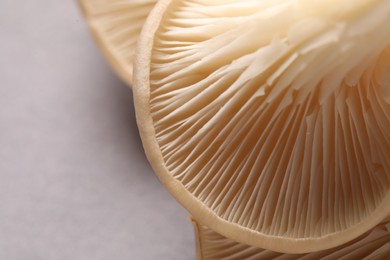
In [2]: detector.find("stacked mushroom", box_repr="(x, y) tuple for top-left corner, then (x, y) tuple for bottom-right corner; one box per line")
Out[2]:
(79, 0), (157, 84)
(191, 217), (390, 259)
(80, 0), (390, 258)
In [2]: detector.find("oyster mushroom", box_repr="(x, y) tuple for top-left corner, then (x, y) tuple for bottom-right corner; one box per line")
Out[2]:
(79, 0), (157, 85)
(134, 0), (390, 253)
(191, 217), (390, 259)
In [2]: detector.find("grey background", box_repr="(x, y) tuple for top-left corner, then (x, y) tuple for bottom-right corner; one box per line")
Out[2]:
(0, 1), (194, 259)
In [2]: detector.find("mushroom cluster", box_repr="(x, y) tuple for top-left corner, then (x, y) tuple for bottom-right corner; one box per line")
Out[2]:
(80, 0), (390, 258)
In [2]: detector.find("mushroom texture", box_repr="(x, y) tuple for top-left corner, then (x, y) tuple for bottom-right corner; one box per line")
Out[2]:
(134, 0), (390, 253)
(79, 0), (157, 85)
(191, 217), (390, 259)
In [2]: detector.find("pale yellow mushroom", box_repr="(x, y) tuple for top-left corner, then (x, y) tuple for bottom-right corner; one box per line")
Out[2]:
(191, 217), (390, 259)
(134, 0), (390, 253)
(79, 0), (157, 85)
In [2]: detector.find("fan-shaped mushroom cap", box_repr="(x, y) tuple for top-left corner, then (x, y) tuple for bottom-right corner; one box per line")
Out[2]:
(134, 0), (390, 253)
(191, 217), (390, 259)
(79, 0), (156, 85)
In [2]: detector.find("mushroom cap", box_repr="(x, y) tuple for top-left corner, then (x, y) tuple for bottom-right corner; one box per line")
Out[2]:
(79, 0), (156, 85)
(191, 216), (390, 259)
(134, 0), (390, 253)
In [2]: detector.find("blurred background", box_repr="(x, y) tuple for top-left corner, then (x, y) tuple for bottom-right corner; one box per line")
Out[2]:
(0, 1), (194, 259)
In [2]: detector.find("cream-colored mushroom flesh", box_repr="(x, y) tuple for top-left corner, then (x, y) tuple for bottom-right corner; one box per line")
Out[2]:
(79, 0), (156, 85)
(134, 0), (390, 253)
(191, 217), (390, 259)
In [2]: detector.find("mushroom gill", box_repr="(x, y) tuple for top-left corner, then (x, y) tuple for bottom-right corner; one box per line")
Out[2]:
(134, 0), (390, 253)
(191, 217), (390, 259)
(79, 0), (156, 85)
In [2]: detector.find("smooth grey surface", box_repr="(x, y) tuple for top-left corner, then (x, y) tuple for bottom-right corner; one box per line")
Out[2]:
(0, 1), (194, 259)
